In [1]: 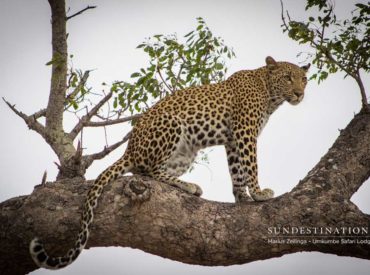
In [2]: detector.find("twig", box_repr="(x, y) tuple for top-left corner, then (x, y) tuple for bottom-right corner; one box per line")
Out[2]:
(157, 67), (173, 93)
(66, 5), (97, 21)
(103, 125), (109, 147)
(280, 0), (289, 30)
(74, 140), (83, 163)
(40, 171), (47, 186)
(172, 64), (184, 92)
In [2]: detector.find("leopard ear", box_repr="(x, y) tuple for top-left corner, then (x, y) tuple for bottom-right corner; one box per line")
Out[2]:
(301, 63), (311, 72)
(265, 56), (278, 71)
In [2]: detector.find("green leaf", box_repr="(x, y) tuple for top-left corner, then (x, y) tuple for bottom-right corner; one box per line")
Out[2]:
(184, 31), (194, 38)
(215, 63), (223, 70)
(72, 101), (78, 110)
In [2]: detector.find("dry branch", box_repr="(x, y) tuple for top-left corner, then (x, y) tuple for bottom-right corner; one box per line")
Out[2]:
(69, 91), (113, 140)
(31, 108), (47, 119)
(2, 98), (47, 138)
(1, 106), (369, 275)
(83, 114), (141, 127)
(84, 131), (132, 163)
(66, 5), (97, 21)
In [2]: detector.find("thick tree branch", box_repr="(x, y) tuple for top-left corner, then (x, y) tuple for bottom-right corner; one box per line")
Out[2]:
(295, 107), (370, 198)
(1, 107), (369, 274)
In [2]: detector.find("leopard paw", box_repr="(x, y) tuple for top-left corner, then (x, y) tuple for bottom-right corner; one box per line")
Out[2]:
(250, 188), (274, 201)
(235, 191), (253, 203)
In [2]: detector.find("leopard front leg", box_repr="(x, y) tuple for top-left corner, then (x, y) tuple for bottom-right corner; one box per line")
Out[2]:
(225, 142), (253, 202)
(231, 131), (274, 201)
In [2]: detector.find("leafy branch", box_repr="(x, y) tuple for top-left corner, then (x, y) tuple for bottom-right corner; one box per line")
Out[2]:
(111, 17), (235, 114)
(281, 0), (369, 110)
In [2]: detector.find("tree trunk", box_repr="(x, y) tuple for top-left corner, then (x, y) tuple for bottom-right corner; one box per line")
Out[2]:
(45, 0), (68, 132)
(1, 108), (369, 275)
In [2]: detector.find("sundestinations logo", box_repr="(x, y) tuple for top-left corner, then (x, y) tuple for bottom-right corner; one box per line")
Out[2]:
(266, 226), (370, 245)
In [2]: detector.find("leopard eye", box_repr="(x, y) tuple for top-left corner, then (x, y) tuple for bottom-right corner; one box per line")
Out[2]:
(284, 75), (292, 82)
(302, 76), (307, 82)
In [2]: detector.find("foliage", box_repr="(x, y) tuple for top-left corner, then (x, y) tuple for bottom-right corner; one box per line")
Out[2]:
(281, 0), (369, 108)
(110, 17), (235, 114)
(65, 68), (91, 110)
(282, 0), (369, 83)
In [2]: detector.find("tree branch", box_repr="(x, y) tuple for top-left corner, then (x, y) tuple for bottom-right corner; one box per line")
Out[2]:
(66, 5), (97, 21)
(280, 0), (368, 110)
(69, 91), (113, 140)
(65, 70), (90, 104)
(84, 131), (132, 164)
(31, 108), (47, 119)
(2, 98), (47, 138)
(1, 104), (369, 274)
(354, 69), (369, 111)
(83, 114), (141, 127)
(157, 67), (173, 93)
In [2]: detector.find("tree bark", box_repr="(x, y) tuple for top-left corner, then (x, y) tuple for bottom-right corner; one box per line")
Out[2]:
(45, 0), (68, 132)
(43, 0), (82, 179)
(1, 108), (370, 274)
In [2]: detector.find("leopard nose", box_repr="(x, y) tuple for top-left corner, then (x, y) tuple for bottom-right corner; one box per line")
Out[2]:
(294, 91), (302, 98)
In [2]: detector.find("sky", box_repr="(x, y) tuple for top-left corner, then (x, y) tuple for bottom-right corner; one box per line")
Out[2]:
(0, 0), (369, 274)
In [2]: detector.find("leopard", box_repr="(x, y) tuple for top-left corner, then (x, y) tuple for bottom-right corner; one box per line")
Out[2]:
(29, 56), (310, 269)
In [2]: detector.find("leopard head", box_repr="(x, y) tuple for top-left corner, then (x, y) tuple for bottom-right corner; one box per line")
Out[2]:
(265, 56), (310, 106)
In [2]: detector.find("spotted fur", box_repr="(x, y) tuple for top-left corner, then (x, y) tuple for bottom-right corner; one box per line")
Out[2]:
(30, 56), (309, 269)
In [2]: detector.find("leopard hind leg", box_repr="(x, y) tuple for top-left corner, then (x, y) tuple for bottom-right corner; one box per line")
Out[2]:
(150, 128), (202, 196)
